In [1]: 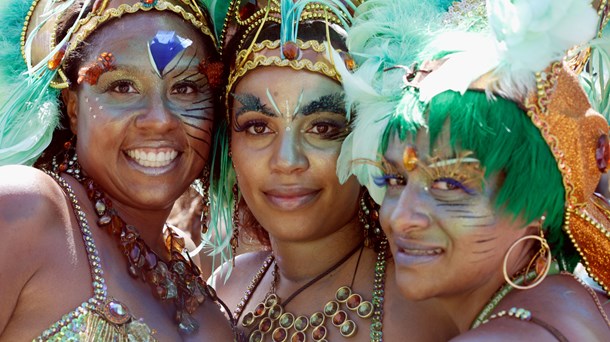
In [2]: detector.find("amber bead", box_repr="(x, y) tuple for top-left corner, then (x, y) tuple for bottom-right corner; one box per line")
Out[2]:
(282, 41), (300, 60)
(403, 146), (418, 171)
(48, 48), (65, 70)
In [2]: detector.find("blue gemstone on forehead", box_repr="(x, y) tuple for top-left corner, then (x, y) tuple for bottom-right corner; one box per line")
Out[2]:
(148, 31), (193, 77)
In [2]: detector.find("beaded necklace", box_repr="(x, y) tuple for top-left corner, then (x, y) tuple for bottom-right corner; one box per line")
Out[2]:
(470, 261), (560, 329)
(234, 240), (388, 342)
(62, 171), (234, 336)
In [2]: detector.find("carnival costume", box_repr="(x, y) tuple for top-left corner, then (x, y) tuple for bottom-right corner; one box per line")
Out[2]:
(337, 0), (610, 335)
(200, 0), (449, 341)
(0, 0), (232, 339)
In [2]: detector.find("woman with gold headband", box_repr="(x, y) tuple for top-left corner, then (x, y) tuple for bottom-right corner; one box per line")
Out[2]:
(0, 0), (236, 340)
(204, 0), (458, 341)
(338, 0), (610, 339)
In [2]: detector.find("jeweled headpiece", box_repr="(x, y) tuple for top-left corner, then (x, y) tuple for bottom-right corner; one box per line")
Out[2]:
(0, 0), (215, 166)
(210, 0), (359, 117)
(338, 0), (610, 293)
(203, 0), (360, 278)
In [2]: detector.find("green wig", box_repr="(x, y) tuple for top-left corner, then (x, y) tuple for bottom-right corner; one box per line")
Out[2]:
(382, 90), (575, 268)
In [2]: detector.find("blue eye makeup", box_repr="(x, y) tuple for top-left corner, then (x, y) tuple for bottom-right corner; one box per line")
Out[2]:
(374, 174), (406, 187)
(431, 177), (476, 195)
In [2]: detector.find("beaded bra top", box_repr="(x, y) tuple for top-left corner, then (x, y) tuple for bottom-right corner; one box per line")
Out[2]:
(35, 171), (156, 342)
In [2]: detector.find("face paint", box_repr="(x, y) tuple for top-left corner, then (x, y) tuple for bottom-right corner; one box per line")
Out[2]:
(77, 52), (116, 85)
(265, 88), (304, 127)
(148, 30), (193, 78)
(378, 129), (532, 302)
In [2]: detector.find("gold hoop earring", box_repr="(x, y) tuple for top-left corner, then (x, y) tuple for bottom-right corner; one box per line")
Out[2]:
(503, 218), (552, 290)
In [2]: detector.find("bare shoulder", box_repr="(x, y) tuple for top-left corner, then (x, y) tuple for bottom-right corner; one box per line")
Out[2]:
(187, 294), (237, 342)
(455, 274), (610, 341)
(0, 166), (71, 333)
(210, 250), (271, 308)
(0, 166), (67, 221)
(0, 166), (69, 250)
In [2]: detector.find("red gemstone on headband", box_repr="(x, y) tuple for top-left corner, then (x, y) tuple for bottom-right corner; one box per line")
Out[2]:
(239, 0), (258, 20)
(282, 41), (300, 60)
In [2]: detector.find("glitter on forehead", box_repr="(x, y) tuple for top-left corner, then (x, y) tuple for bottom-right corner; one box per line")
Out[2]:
(147, 31), (193, 78)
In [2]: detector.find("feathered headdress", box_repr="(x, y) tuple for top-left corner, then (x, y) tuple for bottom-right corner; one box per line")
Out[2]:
(340, 0), (610, 294)
(335, 0), (450, 203)
(0, 0), (215, 166)
(204, 0), (361, 280)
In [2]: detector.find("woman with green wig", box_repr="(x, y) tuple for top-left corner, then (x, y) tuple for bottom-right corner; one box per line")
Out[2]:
(0, 0), (236, 339)
(338, 0), (610, 339)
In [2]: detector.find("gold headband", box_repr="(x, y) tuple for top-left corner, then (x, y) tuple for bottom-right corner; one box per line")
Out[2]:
(222, 0), (358, 119)
(22, 0), (216, 89)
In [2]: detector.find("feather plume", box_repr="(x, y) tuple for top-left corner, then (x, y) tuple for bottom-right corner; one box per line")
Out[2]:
(579, 34), (610, 120)
(419, 0), (599, 102)
(335, 0), (447, 203)
(0, 0), (94, 166)
(487, 0), (598, 99)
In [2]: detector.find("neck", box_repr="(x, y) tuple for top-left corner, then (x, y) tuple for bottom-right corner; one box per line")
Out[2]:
(269, 217), (363, 282)
(437, 248), (537, 332)
(111, 200), (173, 255)
(437, 272), (507, 332)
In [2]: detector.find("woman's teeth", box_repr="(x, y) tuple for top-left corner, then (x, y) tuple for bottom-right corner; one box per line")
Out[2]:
(126, 149), (178, 168)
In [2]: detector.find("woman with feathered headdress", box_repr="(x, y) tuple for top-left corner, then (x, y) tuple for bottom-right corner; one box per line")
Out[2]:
(0, 0), (236, 339)
(203, 0), (460, 340)
(339, 0), (610, 339)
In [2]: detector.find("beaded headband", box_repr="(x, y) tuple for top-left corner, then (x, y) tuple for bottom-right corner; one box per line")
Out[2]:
(22, 0), (216, 89)
(0, 0), (215, 166)
(220, 0), (358, 119)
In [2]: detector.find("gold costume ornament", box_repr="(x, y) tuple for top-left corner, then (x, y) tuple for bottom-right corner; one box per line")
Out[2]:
(523, 61), (610, 294)
(220, 0), (359, 118)
(21, 0), (216, 89)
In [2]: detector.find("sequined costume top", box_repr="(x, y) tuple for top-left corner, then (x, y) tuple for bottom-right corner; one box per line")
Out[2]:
(35, 172), (156, 341)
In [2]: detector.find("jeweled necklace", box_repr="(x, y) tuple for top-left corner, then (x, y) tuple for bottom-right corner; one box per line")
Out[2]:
(77, 175), (234, 335)
(234, 240), (388, 342)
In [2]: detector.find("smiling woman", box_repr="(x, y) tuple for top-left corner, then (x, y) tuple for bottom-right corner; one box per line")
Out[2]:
(339, 0), (610, 340)
(0, 0), (235, 340)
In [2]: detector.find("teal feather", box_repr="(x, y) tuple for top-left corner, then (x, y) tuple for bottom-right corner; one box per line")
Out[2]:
(0, 0), (62, 166)
(204, 120), (237, 282)
(335, 0), (447, 203)
(203, 0), (231, 45)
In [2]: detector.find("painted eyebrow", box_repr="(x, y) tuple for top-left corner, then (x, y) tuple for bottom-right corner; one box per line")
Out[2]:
(427, 157), (480, 168)
(233, 93), (276, 118)
(300, 93), (346, 116)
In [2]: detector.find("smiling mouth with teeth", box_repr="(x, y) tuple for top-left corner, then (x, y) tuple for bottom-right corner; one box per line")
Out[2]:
(402, 248), (444, 256)
(126, 149), (178, 168)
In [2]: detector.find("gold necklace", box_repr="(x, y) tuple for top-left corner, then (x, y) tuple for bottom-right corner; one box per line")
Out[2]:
(234, 240), (388, 342)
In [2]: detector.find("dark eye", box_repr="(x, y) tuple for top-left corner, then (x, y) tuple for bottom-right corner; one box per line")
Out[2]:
(431, 177), (474, 194)
(311, 123), (330, 134)
(111, 81), (137, 94)
(172, 82), (196, 95)
(246, 122), (272, 135)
